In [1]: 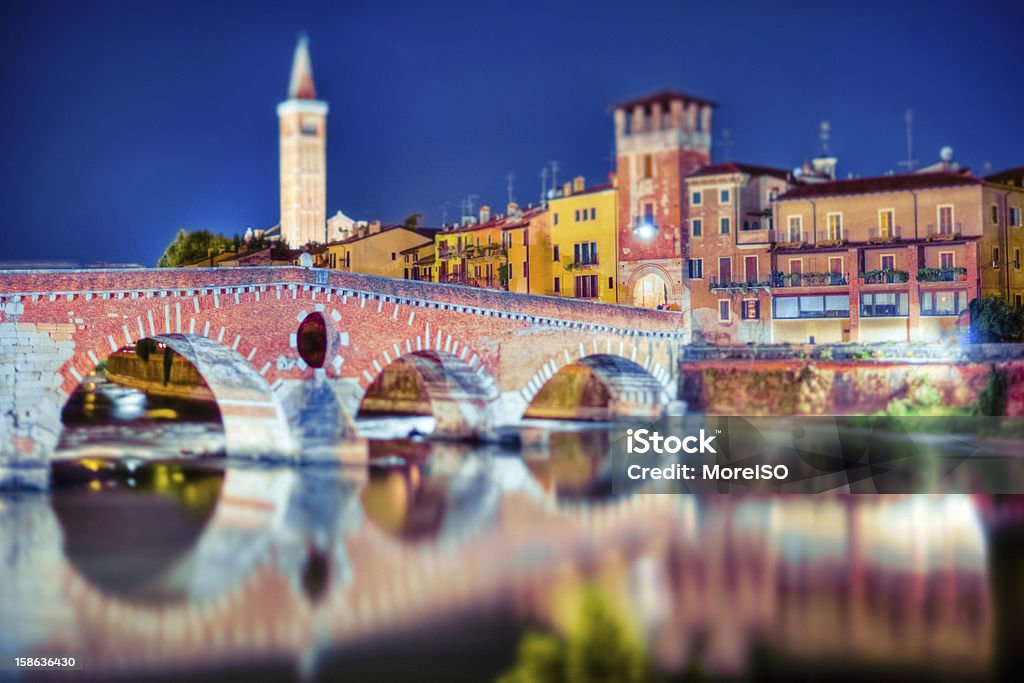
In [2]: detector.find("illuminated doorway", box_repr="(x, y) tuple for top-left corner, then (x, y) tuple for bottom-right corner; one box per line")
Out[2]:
(632, 272), (669, 309)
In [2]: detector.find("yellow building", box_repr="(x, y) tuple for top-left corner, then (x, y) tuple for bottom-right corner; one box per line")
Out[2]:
(316, 224), (439, 278)
(434, 207), (507, 288)
(504, 207), (553, 295)
(548, 177), (619, 303)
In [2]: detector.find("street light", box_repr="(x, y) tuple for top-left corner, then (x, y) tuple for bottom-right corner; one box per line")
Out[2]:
(632, 216), (658, 240)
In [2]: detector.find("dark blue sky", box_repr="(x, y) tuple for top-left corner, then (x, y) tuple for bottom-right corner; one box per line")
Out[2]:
(2, 0), (1021, 265)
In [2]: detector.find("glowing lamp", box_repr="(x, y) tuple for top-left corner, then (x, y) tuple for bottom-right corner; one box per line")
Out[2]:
(633, 218), (658, 240)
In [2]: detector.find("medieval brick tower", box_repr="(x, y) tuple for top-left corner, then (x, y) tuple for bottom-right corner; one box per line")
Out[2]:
(278, 35), (328, 247)
(614, 91), (713, 309)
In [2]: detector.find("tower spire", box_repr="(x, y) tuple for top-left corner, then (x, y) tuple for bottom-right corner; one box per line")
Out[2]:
(287, 33), (317, 100)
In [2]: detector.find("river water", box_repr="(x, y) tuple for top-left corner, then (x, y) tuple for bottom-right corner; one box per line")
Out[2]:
(1, 379), (1022, 682)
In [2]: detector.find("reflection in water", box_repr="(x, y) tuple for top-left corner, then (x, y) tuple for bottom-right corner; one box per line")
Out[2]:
(0, 388), (1020, 681)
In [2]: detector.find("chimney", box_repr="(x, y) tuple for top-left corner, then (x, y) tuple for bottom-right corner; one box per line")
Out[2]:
(507, 202), (520, 217)
(369, 220), (382, 235)
(573, 176), (585, 193)
(563, 182), (572, 197)
(480, 205), (491, 223)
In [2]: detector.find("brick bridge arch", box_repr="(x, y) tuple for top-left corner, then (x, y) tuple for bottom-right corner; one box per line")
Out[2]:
(0, 267), (686, 483)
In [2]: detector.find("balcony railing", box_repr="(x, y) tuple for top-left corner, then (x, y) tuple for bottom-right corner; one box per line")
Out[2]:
(564, 259), (599, 271)
(771, 272), (848, 288)
(858, 269), (910, 285)
(918, 266), (967, 282)
(866, 226), (904, 243)
(925, 222), (963, 240)
(709, 277), (772, 291)
(814, 232), (846, 248)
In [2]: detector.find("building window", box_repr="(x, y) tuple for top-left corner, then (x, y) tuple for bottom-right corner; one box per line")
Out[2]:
(1011, 207), (1022, 226)
(1015, 248), (1021, 269)
(744, 255), (759, 284)
(921, 290), (968, 316)
(300, 117), (318, 136)
(879, 209), (894, 237)
(720, 216), (730, 234)
(787, 216), (802, 242)
(774, 294), (850, 319)
(608, 276), (614, 289)
(404, 268), (409, 279)
(829, 256), (844, 274)
(992, 205), (999, 223)
(590, 208), (596, 220)
(574, 274), (598, 298)
(741, 299), (760, 320)
(573, 242), (598, 265)
(643, 155), (653, 179)
(718, 300), (730, 322)
(692, 191), (702, 206)
(827, 213), (843, 240)
(554, 213), (559, 225)
(881, 254), (895, 271)
(575, 209), (581, 221)
(642, 202), (655, 225)
(688, 258), (703, 279)
(553, 244), (560, 261)
(522, 229), (529, 246)
(789, 258), (803, 275)
(861, 292), (909, 317)
(939, 251), (955, 269)
(522, 262), (528, 277)
(391, 252), (397, 261)
(993, 246), (1001, 269)
(1016, 294), (1023, 310)
(718, 257), (732, 283)
(720, 188), (731, 204)
(554, 277), (560, 293)
(692, 218), (703, 237)
(938, 205), (954, 234)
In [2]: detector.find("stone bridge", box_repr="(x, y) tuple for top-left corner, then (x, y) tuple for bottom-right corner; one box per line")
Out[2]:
(0, 266), (686, 486)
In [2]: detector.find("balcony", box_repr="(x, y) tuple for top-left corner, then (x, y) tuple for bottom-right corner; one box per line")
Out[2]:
(814, 232), (846, 248)
(709, 277), (771, 292)
(737, 227), (776, 245)
(858, 269), (910, 285)
(925, 222), (963, 240)
(771, 272), (848, 288)
(563, 259), (599, 271)
(918, 266), (967, 282)
(866, 226), (904, 244)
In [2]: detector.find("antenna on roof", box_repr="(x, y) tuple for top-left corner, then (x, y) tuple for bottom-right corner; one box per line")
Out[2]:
(506, 172), (516, 205)
(818, 120), (831, 156)
(440, 200), (449, 227)
(549, 161), (560, 195)
(718, 128), (733, 162)
(539, 167), (549, 206)
(897, 109), (918, 173)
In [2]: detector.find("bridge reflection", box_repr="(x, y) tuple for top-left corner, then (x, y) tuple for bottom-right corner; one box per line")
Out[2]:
(0, 440), (1007, 681)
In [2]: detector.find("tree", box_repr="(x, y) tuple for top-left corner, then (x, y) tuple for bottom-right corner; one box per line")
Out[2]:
(157, 229), (234, 268)
(969, 295), (1024, 343)
(402, 213), (422, 230)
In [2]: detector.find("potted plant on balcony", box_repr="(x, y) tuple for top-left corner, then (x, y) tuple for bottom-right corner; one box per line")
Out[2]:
(956, 267), (967, 281)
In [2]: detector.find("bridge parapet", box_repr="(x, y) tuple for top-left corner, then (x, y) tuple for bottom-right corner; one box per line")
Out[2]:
(0, 267), (686, 488)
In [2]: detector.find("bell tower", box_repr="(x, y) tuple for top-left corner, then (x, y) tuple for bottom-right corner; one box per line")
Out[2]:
(277, 35), (328, 247)
(614, 91), (713, 309)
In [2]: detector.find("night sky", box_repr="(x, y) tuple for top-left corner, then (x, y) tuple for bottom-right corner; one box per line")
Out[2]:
(2, 0), (1021, 266)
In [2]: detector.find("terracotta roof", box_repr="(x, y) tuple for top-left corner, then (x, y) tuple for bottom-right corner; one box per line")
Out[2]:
(777, 172), (980, 200)
(614, 89), (716, 111)
(688, 162), (790, 181)
(325, 225), (439, 248)
(984, 167), (1024, 187)
(550, 183), (616, 199)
